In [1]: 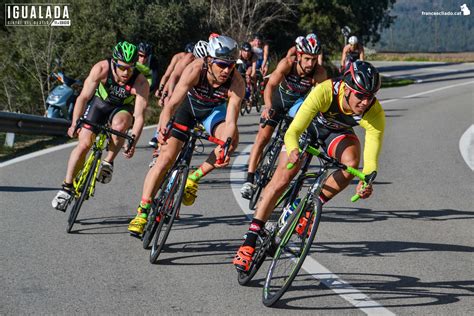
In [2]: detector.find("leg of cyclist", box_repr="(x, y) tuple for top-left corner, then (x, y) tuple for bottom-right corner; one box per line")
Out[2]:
(128, 136), (184, 235)
(234, 150), (301, 271)
(98, 110), (134, 184)
(183, 110), (239, 206)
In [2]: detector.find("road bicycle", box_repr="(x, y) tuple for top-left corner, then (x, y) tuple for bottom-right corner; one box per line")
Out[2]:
(248, 112), (292, 210)
(66, 118), (134, 233)
(237, 140), (376, 306)
(142, 117), (231, 264)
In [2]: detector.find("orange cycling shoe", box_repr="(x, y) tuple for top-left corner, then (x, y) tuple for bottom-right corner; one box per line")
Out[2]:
(233, 245), (255, 272)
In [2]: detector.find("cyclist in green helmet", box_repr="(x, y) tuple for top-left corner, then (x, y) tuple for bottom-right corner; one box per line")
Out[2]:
(52, 41), (149, 211)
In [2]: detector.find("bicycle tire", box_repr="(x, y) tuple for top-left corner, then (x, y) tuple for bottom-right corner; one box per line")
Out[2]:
(149, 165), (188, 263)
(240, 102), (247, 116)
(142, 198), (161, 249)
(262, 198), (323, 306)
(245, 100), (252, 114)
(67, 153), (99, 233)
(249, 140), (281, 210)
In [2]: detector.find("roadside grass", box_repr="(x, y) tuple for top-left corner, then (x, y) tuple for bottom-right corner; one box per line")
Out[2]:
(0, 133), (70, 162)
(382, 76), (414, 88)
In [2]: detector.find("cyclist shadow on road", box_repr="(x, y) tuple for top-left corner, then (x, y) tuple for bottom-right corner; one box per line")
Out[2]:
(68, 215), (133, 234)
(269, 272), (473, 311)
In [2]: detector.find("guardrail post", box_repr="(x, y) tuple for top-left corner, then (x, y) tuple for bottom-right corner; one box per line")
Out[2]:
(4, 132), (15, 147)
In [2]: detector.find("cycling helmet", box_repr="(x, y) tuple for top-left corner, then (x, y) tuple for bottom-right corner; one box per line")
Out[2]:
(296, 37), (321, 55)
(138, 42), (152, 56)
(208, 35), (239, 62)
(209, 33), (220, 40)
(343, 61), (381, 95)
(295, 36), (304, 45)
(252, 33), (263, 41)
(193, 40), (208, 58)
(184, 42), (195, 53)
(348, 36), (358, 45)
(113, 41), (138, 63)
(306, 33), (317, 40)
(241, 42), (252, 52)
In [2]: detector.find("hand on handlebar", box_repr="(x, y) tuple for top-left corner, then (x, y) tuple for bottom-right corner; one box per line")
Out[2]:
(261, 107), (273, 121)
(355, 181), (373, 199)
(123, 134), (136, 159)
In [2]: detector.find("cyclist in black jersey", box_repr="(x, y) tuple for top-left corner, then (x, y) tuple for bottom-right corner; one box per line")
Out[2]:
(52, 41), (149, 211)
(340, 36), (365, 73)
(240, 37), (328, 199)
(128, 35), (245, 236)
(237, 42), (257, 102)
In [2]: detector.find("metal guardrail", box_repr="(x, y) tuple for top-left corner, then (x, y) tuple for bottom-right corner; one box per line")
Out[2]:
(0, 111), (70, 136)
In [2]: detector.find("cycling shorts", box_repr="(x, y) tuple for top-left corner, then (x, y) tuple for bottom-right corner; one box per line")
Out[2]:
(82, 96), (133, 133)
(172, 95), (226, 142)
(260, 88), (306, 128)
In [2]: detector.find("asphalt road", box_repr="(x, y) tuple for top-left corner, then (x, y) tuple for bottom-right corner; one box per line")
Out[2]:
(1, 61), (473, 315)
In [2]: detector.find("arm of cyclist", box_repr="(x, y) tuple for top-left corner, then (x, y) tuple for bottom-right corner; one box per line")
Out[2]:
(155, 53), (180, 98)
(261, 43), (270, 76)
(357, 101), (385, 198)
(124, 74), (149, 159)
(262, 57), (291, 120)
(359, 45), (366, 61)
(161, 53), (194, 106)
(340, 45), (349, 69)
(158, 59), (201, 144)
(68, 60), (106, 138)
(214, 72), (245, 168)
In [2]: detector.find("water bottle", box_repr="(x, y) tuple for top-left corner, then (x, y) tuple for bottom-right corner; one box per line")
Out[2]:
(279, 198), (301, 227)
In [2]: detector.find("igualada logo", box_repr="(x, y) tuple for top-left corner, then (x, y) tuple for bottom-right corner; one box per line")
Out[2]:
(5, 4), (71, 26)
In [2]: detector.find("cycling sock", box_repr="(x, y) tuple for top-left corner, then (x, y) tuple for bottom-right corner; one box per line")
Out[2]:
(188, 166), (208, 183)
(319, 192), (330, 205)
(243, 218), (265, 248)
(246, 172), (255, 184)
(62, 182), (73, 192)
(138, 198), (152, 217)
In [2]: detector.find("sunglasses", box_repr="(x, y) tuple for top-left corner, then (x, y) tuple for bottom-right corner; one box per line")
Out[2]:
(347, 85), (374, 101)
(212, 59), (236, 70)
(113, 60), (135, 71)
(138, 53), (147, 58)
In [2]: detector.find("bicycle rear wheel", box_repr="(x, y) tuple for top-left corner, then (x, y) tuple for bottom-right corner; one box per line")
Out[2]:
(238, 230), (269, 285)
(240, 102), (247, 116)
(262, 198), (323, 306)
(67, 153), (99, 233)
(150, 165), (188, 263)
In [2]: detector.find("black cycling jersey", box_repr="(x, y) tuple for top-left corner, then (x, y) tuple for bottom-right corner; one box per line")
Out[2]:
(95, 58), (140, 106)
(279, 60), (316, 96)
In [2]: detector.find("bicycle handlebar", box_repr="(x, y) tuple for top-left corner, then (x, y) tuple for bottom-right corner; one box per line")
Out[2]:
(286, 144), (377, 202)
(260, 108), (275, 128)
(75, 118), (135, 153)
(163, 117), (232, 164)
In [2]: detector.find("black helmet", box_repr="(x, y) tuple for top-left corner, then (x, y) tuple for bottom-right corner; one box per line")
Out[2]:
(138, 42), (152, 56)
(343, 61), (381, 95)
(252, 33), (263, 41)
(185, 42), (195, 53)
(241, 42), (252, 52)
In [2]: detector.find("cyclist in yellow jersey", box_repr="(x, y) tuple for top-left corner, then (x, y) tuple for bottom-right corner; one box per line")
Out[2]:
(234, 60), (384, 272)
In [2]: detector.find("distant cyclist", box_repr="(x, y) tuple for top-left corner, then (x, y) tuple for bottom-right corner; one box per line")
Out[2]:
(287, 33), (324, 67)
(136, 42), (159, 94)
(340, 35), (365, 73)
(234, 61), (384, 272)
(250, 34), (269, 77)
(128, 35), (244, 236)
(52, 41), (149, 211)
(241, 37), (327, 199)
(237, 41), (257, 101)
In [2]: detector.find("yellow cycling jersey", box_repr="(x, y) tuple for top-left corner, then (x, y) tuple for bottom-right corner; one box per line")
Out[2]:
(284, 79), (385, 174)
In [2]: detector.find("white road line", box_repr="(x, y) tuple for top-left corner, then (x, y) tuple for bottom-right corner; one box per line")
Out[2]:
(459, 124), (474, 171)
(0, 125), (157, 168)
(230, 145), (395, 316)
(382, 79), (474, 104)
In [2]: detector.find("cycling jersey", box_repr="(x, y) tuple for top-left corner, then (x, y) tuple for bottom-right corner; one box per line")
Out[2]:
(284, 79), (385, 174)
(264, 61), (317, 128)
(172, 58), (234, 142)
(95, 59), (139, 106)
(237, 54), (255, 74)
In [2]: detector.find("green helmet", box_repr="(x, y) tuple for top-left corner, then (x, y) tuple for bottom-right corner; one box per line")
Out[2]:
(113, 41), (138, 64)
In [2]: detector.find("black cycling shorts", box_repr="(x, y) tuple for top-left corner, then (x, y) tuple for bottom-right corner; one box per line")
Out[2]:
(261, 87), (305, 128)
(82, 96), (133, 133)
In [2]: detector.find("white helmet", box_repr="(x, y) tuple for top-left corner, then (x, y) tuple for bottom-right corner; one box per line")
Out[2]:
(306, 33), (317, 40)
(208, 35), (239, 61)
(295, 36), (304, 45)
(296, 37), (321, 55)
(193, 40), (208, 58)
(348, 36), (358, 45)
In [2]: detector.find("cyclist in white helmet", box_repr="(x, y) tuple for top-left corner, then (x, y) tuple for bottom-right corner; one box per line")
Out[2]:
(287, 33), (324, 66)
(128, 35), (245, 236)
(340, 35), (365, 73)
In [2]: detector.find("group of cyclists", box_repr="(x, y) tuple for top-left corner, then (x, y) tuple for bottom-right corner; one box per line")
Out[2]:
(51, 31), (382, 274)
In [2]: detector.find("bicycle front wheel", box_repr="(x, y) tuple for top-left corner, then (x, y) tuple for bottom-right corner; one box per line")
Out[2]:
(150, 165), (188, 263)
(238, 230), (269, 286)
(142, 199), (160, 249)
(67, 153), (99, 233)
(262, 199), (323, 306)
(240, 102), (247, 116)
